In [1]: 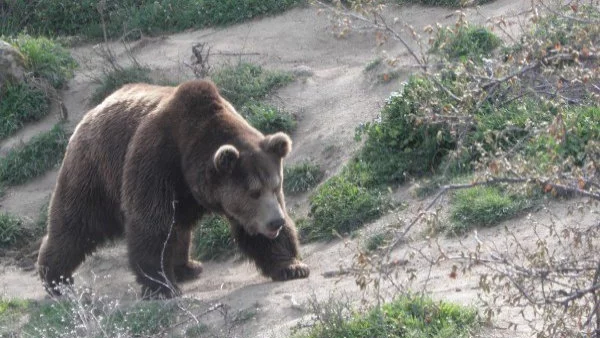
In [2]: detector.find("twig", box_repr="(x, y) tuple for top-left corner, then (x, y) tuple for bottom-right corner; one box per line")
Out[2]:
(539, 0), (600, 24)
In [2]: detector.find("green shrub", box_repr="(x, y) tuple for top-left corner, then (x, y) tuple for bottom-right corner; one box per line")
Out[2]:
(0, 213), (24, 247)
(91, 66), (153, 104)
(212, 62), (293, 107)
(0, 124), (69, 186)
(242, 102), (296, 134)
(364, 230), (393, 252)
(306, 173), (388, 241)
(562, 107), (600, 165)
(9, 35), (77, 88)
(525, 106), (600, 170)
(284, 162), (324, 194)
(300, 294), (479, 338)
(431, 25), (501, 61)
(192, 215), (235, 260)
(0, 82), (49, 139)
(356, 76), (456, 186)
(363, 57), (382, 72)
(449, 186), (535, 234)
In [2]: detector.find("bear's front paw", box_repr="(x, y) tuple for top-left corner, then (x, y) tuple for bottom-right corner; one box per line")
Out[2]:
(174, 260), (203, 282)
(272, 262), (310, 281)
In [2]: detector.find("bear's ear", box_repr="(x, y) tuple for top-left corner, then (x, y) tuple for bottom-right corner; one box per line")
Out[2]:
(213, 145), (239, 174)
(262, 132), (292, 158)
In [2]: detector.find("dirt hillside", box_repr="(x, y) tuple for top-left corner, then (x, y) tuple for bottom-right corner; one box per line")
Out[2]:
(0, 1), (550, 337)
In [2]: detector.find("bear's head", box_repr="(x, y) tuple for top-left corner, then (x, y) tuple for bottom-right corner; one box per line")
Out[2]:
(211, 132), (292, 239)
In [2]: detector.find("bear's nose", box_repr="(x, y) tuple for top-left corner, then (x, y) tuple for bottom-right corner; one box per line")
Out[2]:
(267, 218), (285, 231)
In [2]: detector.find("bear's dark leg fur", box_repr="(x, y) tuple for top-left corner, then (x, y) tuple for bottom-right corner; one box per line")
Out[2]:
(172, 227), (203, 282)
(231, 216), (309, 281)
(37, 232), (96, 295)
(127, 224), (180, 299)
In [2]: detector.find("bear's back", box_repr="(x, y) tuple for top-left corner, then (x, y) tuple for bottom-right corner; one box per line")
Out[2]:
(59, 83), (175, 206)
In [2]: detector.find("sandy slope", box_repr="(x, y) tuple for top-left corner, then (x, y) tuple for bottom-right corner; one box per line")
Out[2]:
(0, 1), (550, 337)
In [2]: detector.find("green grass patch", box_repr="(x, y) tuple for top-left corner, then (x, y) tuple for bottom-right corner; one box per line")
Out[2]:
(212, 62), (293, 107)
(364, 230), (393, 252)
(431, 24), (501, 61)
(103, 301), (176, 336)
(0, 81), (50, 139)
(8, 35), (77, 88)
(1, 0), (304, 40)
(0, 213), (25, 248)
(448, 186), (536, 234)
(364, 57), (383, 72)
(0, 124), (69, 186)
(242, 102), (296, 134)
(284, 162), (324, 194)
(192, 215), (235, 261)
(36, 198), (50, 236)
(0, 299), (29, 336)
(91, 65), (153, 104)
(299, 294), (478, 338)
(22, 301), (75, 338)
(304, 173), (388, 241)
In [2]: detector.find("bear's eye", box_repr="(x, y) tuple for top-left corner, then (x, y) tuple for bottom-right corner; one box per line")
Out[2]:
(249, 190), (261, 199)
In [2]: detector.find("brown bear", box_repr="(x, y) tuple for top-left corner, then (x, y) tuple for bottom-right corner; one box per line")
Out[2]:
(37, 80), (309, 298)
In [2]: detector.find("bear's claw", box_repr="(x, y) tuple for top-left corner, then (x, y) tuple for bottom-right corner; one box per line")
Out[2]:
(272, 262), (310, 281)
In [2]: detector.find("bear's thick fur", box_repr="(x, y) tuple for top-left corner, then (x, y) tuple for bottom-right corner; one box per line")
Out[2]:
(37, 80), (309, 298)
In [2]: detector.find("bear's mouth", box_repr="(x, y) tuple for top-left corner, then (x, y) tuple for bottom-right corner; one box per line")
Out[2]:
(264, 227), (281, 240)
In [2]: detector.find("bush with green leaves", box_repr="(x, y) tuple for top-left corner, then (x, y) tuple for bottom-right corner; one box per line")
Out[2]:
(355, 76), (456, 187)
(91, 65), (153, 104)
(299, 294), (479, 338)
(526, 106), (600, 169)
(305, 173), (388, 241)
(430, 24), (501, 61)
(242, 102), (296, 134)
(284, 162), (324, 194)
(0, 124), (69, 186)
(0, 82), (49, 139)
(0, 213), (24, 247)
(8, 35), (77, 88)
(192, 215), (235, 260)
(212, 62), (293, 107)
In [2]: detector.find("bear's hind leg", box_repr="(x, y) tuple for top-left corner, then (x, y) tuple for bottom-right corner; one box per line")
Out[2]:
(173, 227), (203, 283)
(232, 215), (309, 281)
(127, 227), (181, 299)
